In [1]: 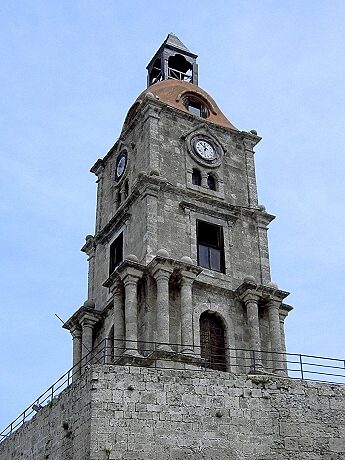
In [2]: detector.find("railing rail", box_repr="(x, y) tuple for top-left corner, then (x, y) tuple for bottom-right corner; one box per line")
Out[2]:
(167, 67), (192, 82)
(1, 339), (344, 441)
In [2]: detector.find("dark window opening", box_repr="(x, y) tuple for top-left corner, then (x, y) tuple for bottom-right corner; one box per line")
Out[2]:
(207, 174), (216, 191)
(197, 220), (224, 273)
(192, 168), (202, 186)
(186, 99), (207, 118)
(200, 311), (227, 371)
(109, 233), (123, 274)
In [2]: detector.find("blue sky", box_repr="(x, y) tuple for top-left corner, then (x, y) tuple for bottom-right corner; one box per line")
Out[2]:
(0, 1), (344, 430)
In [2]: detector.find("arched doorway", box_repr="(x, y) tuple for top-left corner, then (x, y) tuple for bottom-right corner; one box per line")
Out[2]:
(200, 311), (227, 371)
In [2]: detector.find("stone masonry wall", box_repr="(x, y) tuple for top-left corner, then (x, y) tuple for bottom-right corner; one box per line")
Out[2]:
(0, 373), (92, 460)
(1, 365), (345, 460)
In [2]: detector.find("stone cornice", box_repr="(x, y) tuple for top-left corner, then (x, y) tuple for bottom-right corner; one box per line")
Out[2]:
(280, 303), (294, 316)
(103, 259), (146, 289)
(235, 280), (290, 304)
(62, 305), (102, 331)
(147, 255), (202, 278)
(103, 255), (202, 290)
(180, 199), (238, 223)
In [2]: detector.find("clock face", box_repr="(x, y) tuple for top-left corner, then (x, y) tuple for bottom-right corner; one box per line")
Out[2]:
(194, 139), (216, 160)
(115, 151), (127, 180)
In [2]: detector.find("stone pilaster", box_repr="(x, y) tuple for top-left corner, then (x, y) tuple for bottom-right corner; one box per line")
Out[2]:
(180, 271), (197, 353)
(91, 162), (105, 232)
(81, 235), (96, 304)
(255, 211), (274, 285)
(267, 298), (286, 375)
(152, 266), (173, 351)
(243, 135), (260, 207)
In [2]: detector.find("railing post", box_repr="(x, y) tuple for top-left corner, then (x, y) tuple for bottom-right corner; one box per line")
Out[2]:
(299, 354), (304, 380)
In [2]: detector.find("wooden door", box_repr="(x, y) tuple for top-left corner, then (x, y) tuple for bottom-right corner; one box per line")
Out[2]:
(200, 312), (226, 371)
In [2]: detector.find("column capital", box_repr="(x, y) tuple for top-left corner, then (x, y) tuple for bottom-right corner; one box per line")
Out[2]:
(267, 297), (282, 310)
(111, 280), (123, 296)
(118, 263), (144, 286)
(151, 265), (173, 281)
(80, 314), (99, 328)
(240, 290), (261, 306)
(180, 270), (198, 287)
(70, 325), (82, 337)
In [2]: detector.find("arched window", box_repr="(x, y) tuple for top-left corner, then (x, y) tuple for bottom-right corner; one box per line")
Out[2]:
(184, 97), (208, 118)
(192, 168), (202, 186)
(168, 54), (192, 82)
(207, 174), (216, 191)
(200, 311), (226, 371)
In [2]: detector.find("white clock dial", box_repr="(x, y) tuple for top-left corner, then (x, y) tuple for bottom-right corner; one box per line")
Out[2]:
(194, 140), (215, 160)
(116, 152), (127, 179)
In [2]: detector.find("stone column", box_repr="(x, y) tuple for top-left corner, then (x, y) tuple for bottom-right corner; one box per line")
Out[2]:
(280, 310), (288, 373)
(267, 299), (285, 375)
(71, 326), (82, 381)
(81, 316), (97, 371)
(112, 282), (125, 359)
(122, 272), (141, 355)
(180, 271), (196, 353)
(242, 292), (264, 372)
(152, 267), (173, 351)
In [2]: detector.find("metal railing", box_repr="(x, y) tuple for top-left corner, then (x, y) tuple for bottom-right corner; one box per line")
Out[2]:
(1, 339), (344, 441)
(150, 67), (192, 85)
(167, 67), (192, 82)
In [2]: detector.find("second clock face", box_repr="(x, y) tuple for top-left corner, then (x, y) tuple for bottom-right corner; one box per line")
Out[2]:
(115, 151), (127, 180)
(194, 139), (216, 161)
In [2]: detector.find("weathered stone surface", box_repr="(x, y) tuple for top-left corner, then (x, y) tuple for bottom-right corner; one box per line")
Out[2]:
(1, 365), (344, 460)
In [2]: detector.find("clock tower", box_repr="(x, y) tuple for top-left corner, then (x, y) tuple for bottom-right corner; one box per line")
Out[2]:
(64, 33), (292, 376)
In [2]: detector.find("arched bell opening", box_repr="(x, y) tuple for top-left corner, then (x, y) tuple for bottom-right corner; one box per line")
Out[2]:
(200, 311), (227, 371)
(168, 54), (193, 82)
(148, 58), (162, 85)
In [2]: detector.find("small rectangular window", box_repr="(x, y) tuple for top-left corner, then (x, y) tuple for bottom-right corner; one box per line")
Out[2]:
(197, 220), (224, 273)
(109, 233), (123, 274)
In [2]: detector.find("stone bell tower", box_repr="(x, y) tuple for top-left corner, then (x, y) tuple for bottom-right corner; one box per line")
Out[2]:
(63, 33), (292, 376)
(5, 35), (345, 460)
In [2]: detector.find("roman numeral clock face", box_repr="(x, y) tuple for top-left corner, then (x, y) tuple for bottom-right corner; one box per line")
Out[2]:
(194, 139), (216, 161)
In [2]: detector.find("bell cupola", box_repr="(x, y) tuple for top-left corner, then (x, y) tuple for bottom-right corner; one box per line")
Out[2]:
(146, 33), (198, 86)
